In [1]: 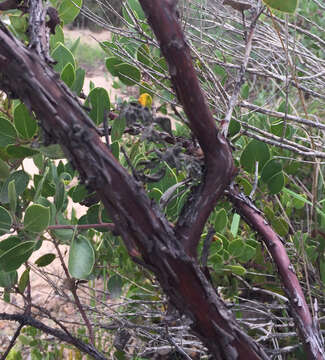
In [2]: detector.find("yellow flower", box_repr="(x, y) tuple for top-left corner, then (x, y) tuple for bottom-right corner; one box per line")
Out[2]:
(138, 93), (153, 108)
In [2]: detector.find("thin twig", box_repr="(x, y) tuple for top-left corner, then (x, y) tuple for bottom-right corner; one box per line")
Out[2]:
(0, 323), (24, 360)
(221, 7), (264, 136)
(165, 328), (193, 360)
(0, 313), (107, 360)
(249, 161), (259, 199)
(121, 146), (140, 181)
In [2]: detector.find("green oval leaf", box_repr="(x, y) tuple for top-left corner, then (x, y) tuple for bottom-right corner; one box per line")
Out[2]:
(239, 244), (256, 263)
(213, 64), (227, 80)
(116, 63), (141, 86)
(88, 87), (110, 125)
(52, 43), (76, 73)
(0, 117), (17, 147)
(0, 270), (17, 288)
(241, 83), (249, 99)
(68, 235), (95, 279)
(70, 184), (88, 203)
(50, 213), (74, 242)
(210, 237), (223, 256)
(283, 188), (312, 207)
(228, 118), (241, 137)
(151, 57), (168, 79)
(148, 163), (177, 194)
(61, 62), (76, 88)
(24, 204), (50, 233)
(111, 117), (126, 142)
(273, 217), (289, 237)
(33, 166), (50, 202)
(0, 236), (20, 253)
(0, 158), (10, 181)
(237, 176), (252, 196)
(293, 194), (306, 210)
(228, 239), (245, 257)
(34, 174), (55, 198)
(18, 268), (30, 293)
(267, 171), (284, 195)
(240, 139), (270, 174)
(264, 206), (276, 222)
(35, 253), (56, 267)
(261, 158), (282, 183)
(8, 180), (17, 214)
(13, 103), (37, 139)
(0, 170), (29, 204)
(54, 179), (65, 212)
(69, 36), (80, 54)
(10, 14), (28, 33)
(111, 141), (120, 160)
(58, 0), (82, 24)
(122, 0), (145, 23)
(71, 67), (85, 96)
(38, 144), (65, 159)
(50, 25), (64, 50)
(105, 57), (123, 76)
(137, 44), (151, 66)
(214, 209), (228, 232)
(270, 119), (293, 139)
(230, 213), (241, 237)
(100, 41), (119, 56)
(0, 241), (35, 272)
(86, 204), (111, 231)
(263, 0), (297, 13)
(6, 145), (39, 159)
(225, 264), (246, 276)
(0, 206), (12, 236)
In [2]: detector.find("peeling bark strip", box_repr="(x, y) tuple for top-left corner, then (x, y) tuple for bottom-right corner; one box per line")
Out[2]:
(0, 20), (268, 359)
(138, 0), (236, 258)
(229, 188), (325, 360)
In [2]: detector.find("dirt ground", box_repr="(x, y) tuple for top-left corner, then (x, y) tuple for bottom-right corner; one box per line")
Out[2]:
(0, 28), (120, 355)
(66, 27), (111, 45)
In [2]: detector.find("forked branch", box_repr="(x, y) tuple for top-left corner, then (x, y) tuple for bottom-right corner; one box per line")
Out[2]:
(139, 0), (236, 258)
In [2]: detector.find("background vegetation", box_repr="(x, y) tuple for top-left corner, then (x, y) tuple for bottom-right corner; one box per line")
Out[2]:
(0, 0), (324, 359)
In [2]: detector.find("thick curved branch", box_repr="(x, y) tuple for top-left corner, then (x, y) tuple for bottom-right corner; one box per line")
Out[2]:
(0, 21), (268, 359)
(138, 0), (236, 258)
(228, 187), (325, 360)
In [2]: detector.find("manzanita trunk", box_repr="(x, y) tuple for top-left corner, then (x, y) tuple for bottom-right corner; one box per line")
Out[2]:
(0, 0), (323, 358)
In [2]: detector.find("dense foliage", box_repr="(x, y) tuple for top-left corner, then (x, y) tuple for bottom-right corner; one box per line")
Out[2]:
(0, 0), (324, 359)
